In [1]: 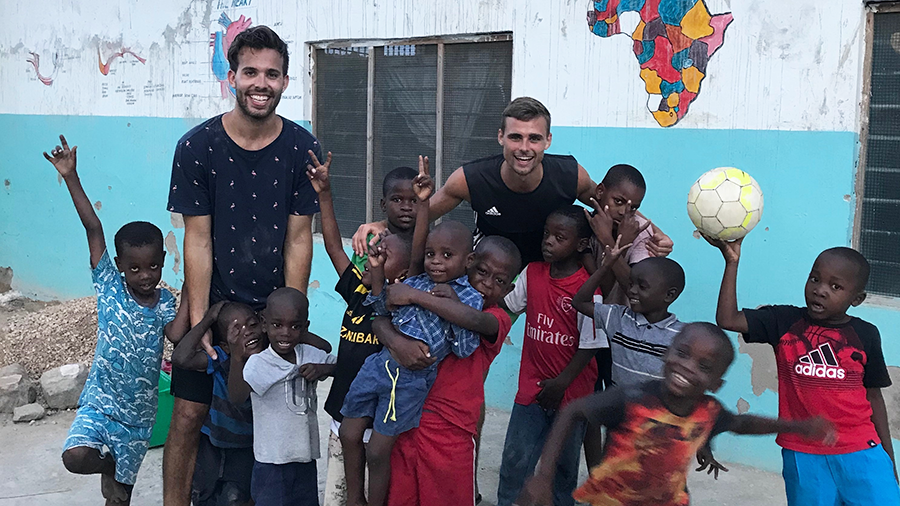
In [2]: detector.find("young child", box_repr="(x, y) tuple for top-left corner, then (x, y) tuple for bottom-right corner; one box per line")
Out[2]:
(351, 165), (420, 272)
(519, 322), (835, 506)
(228, 287), (337, 506)
(708, 237), (900, 504)
(170, 299), (265, 506)
(380, 235), (522, 506)
(46, 135), (176, 505)
(573, 237), (686, 388)
(497, 204), (603, 506)
(306, 150), (413, 506)
(340, 157), (484, 506)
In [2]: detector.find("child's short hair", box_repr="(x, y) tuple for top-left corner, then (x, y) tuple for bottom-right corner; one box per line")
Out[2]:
(677, 322), (735, 371)
(114, 221), (163, 256)
(549, 205), (592, 239)
(475, 236), (522, 276)
(500, 97), (551, 133)
(382, 166), (418, 196)
(430, 221), (474, 251)
(601, 164), (646, 191)
(266, 287), (309, 319)
(819, 247), (870, 290)
(213, 302), (255, 344)
(227, 25), (289, 75)
(638, 257), (686, 297)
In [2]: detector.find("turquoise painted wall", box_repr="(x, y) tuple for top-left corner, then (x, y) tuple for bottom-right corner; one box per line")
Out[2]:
(2, 115), (896, 472)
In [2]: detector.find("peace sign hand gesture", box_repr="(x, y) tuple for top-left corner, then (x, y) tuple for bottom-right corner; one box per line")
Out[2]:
(412, 155), (434, 202)
(306, 150), (333, 194)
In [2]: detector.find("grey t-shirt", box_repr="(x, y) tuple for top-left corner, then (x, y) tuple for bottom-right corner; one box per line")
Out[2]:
(243, 344), (337, 464)
(594, 303), (684, 387)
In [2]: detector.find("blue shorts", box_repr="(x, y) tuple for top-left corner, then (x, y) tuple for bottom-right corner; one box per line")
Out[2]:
(251, 460), (318, 506)
(340, 349), (437, 437)
(782, 445), (900, 506)
(62, 404), (152, 485)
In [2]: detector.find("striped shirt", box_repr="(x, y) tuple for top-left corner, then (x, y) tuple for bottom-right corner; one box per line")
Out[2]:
(593, 304), (684, 387)
(201, 346), (253, 448)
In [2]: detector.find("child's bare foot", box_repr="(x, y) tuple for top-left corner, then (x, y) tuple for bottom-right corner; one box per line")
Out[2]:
(100, 473), (129, 503)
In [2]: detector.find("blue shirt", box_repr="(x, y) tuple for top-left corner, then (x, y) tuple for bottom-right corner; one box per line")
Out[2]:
(366, 274), (483, 361)
(166, 115), (322, 309)
(79, 251), (176, 427)
(201, 346), (253, 448)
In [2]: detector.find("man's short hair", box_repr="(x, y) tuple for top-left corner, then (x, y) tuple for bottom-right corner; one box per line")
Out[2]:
(500, 97), (551, 134)
(820, 247), (871, 290)
(227, 26), (289, 75)
(382, 166), (418, 196)
(114, 221), (163, 256)
(602, 164), (646, 191)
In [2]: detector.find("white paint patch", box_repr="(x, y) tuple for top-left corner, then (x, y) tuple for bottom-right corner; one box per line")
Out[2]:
(618, 11), (641, 37)
(647, 94), (663, 112)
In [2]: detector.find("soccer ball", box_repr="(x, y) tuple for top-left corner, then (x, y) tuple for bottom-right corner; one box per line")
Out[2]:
(687, 167), (764, 241)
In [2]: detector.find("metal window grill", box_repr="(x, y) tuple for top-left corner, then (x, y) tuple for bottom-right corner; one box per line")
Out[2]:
(862, 12), (900, 296)
(314, 38), (513, 237)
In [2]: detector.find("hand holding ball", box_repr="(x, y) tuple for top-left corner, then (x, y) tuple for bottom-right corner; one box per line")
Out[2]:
(687, 167), (764, 241)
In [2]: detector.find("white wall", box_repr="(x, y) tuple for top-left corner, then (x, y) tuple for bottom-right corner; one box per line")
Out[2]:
(1, 0), (864, 132)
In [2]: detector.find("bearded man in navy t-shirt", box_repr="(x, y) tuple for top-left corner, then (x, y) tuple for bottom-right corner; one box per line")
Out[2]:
(162, 26), (322, 506)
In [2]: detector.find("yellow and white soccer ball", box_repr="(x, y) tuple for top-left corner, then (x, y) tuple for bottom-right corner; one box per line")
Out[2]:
(687, 167), (764, 241)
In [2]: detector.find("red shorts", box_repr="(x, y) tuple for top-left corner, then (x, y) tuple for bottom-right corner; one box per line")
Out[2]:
(388, 410), (477, 506)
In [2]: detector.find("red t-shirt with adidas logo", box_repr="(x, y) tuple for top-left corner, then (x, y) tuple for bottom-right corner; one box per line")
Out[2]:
(743, 305), (891, 454)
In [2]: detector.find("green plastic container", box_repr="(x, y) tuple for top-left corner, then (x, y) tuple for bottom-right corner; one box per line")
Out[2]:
(149, 371), (174, 448)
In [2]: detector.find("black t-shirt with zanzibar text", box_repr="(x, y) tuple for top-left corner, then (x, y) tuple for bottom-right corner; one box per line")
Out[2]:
(324, 264), (383, 421)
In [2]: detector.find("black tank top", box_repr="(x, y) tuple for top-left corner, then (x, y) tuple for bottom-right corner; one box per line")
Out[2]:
(464, 153), (579, 265)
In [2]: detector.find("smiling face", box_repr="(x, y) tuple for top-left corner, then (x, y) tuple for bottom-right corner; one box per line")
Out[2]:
(541, 214), (588, 264)
(381, 180), (418, 233)
(228, 47), (288, 121)
(626, 260), (675, 317)
(594, 180), (645, 225)
(115, 244), (164, 302)
(216, 304), (265, 356)
(498, 116), (552, 178)
(262, 298), (309, 359)
(805, 252), (866, 325)
(424, 228), (473, 283)
(663, 326), (730, 399)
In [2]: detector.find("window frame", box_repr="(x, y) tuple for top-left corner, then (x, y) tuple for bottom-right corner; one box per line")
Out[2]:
(308, 32), (513, 229)
(856, 1), (900, 305)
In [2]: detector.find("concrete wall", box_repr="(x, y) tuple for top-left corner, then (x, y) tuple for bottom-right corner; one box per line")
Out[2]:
(2, 0), (895, 472)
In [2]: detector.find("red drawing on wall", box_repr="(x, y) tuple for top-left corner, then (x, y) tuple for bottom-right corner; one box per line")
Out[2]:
(98, 46), (147, 76)
(26, 52), (57, 86)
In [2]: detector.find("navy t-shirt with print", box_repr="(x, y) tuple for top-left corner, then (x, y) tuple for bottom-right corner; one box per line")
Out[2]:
(167, 115), (321, 308)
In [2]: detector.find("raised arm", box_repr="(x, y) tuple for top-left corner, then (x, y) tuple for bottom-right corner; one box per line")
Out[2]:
(704, 236), (749, 333)
(182, 214), (217, 359)
(44, 135), (105, 269)
(572, 235), (631, 317)
(409, 155), (434, 277)
(284, 214), (314, 294)
(171, 301), (225, 371)
(306, 151), (350, 275)
(428, 166), (468, 221)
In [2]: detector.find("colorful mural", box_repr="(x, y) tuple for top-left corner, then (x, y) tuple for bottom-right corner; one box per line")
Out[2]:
(210, 13), (252, 98)
(26, 52), (57, 86)
(587, 0), (733, 127)
(97, 45), (146, 76)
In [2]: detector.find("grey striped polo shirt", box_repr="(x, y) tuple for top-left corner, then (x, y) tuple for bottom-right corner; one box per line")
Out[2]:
(593, 304), (684, 387)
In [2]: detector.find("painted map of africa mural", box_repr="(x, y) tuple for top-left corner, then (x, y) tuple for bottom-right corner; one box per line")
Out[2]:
(588, 0), (733, 127)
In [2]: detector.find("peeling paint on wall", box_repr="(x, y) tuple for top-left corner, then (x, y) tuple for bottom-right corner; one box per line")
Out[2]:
(93, 200), (102, 210)
(170, 212), (184, 229)
(736, 397), (750, 414)
(738, 334), (778, 395)
(164, 230), (182, 274)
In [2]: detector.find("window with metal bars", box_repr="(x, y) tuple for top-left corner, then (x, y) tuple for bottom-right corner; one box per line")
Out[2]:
(312, 35), (513, 236)
(861, 10), (900, 297)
